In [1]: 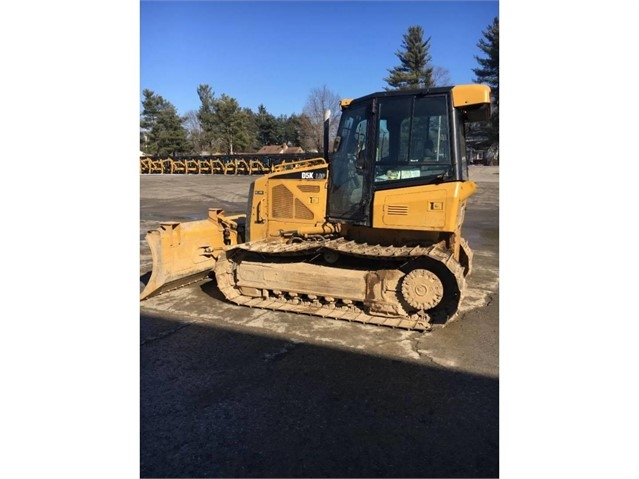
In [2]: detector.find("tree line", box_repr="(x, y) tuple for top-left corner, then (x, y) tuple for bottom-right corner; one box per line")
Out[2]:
(140, 18), (498, 157)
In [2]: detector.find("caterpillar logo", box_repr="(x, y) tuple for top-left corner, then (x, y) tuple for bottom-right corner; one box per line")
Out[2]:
(302, 172), (314, 179)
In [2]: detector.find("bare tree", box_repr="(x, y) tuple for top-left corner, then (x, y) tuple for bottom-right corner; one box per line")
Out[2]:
(432, 66), (452, 87)
(301, 85), (342, 153)
(183, 110), (207, 154)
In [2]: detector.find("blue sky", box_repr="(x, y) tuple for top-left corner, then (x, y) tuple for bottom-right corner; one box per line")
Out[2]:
(141, 1), (499, 117)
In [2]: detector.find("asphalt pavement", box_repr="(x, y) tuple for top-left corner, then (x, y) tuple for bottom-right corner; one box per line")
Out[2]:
(139, 165), (500, 478)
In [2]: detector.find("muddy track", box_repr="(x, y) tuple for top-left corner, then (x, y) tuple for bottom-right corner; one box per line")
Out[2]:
(214, 237), (468, 331)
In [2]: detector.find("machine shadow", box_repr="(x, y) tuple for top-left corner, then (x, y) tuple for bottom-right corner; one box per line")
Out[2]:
(141, 312), (498, 478)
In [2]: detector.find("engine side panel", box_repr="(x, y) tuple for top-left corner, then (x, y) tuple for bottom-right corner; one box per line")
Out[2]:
(246, 163), (329, 242)
(371, 181), (476, 233)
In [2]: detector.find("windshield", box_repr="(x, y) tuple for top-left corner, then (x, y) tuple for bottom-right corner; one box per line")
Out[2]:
(375, 95), (451, 184)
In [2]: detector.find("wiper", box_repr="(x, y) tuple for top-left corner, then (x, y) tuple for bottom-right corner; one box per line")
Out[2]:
(429, 176), (446, 185)
(427, 166), (453, 184)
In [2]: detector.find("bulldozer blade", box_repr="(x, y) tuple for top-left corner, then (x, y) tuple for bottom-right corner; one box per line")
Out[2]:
(140, 211), (234, 300)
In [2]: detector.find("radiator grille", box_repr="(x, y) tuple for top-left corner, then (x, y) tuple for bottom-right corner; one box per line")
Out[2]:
(272, 184), (293, 218)
(272, 184), (315, 220)
(294, 198), (314, 220)
(297, 185), (320, 193)
(387, 205), (409, 215)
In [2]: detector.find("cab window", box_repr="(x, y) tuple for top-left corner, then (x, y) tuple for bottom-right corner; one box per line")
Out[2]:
(375, 95), (451, 183)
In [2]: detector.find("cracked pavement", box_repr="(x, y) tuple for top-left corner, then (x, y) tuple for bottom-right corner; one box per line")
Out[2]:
(140, 166), (499, 477)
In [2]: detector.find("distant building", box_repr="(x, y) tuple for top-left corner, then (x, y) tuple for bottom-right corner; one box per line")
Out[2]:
(257, 144), (304, 154)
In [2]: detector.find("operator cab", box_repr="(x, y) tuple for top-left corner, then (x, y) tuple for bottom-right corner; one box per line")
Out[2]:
(327, 85), (491, 226)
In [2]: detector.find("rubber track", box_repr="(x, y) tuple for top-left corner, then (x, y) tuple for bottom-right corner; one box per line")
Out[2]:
(214, 238), (468, 331)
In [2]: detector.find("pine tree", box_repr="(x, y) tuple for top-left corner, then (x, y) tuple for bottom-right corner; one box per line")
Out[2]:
(213, 94), (252, 154)
(255, 105), (281, 146)
(472, 17), (499, 157)
(384, 26), (434, 90)
(196, 84), (218, 153)
(140, 89), (189, 156)
(279, 114), (303, 147)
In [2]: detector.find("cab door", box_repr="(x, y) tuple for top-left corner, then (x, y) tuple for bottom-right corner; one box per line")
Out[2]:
(327, 102), (371, 225)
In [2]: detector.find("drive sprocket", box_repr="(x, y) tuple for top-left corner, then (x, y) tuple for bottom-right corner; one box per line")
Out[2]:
(401, 269), (444, 311)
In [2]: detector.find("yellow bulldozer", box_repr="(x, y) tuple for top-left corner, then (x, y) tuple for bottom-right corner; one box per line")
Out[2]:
(140, 84), (492, 331)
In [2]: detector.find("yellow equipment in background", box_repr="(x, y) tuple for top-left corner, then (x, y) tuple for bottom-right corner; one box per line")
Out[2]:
(141, 85), (491, 331)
